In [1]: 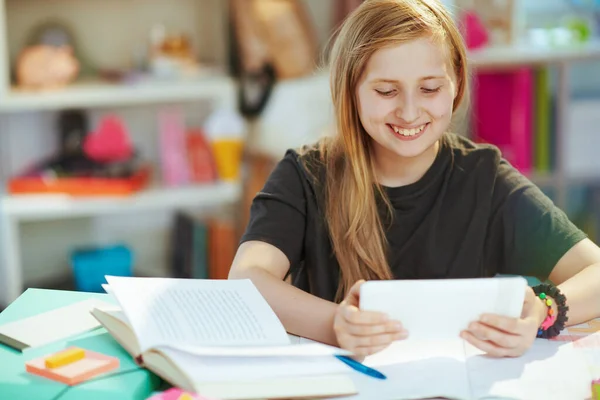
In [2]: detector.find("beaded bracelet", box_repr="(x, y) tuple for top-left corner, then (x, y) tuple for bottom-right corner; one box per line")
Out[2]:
(537, 292), (556, 334)
(533, 283), (569, 339)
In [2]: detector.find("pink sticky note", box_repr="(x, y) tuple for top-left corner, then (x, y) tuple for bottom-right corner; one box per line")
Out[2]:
(26, 347), (119, 385)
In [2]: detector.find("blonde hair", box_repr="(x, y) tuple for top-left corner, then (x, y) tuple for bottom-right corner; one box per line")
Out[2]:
(319, 0), (469, 302)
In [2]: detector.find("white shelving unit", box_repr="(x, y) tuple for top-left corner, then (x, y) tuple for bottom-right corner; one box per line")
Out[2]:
(0, 0), (241, 307)
(0, 182), (242, 306)
(469, 41), (600, 69)
(0, 76), (237, 113)
(2, 182), (241, 221)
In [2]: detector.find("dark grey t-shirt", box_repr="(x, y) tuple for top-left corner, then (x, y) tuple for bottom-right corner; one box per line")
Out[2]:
(241, 133), (586, 302)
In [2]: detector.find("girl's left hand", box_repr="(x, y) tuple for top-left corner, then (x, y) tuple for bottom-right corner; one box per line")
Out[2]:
(460, 287), (547, 357)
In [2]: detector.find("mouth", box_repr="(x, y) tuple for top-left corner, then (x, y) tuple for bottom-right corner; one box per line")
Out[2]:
(387, 123), (429, 141)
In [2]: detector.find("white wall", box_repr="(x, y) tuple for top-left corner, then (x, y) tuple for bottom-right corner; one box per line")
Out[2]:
(5, 0), (229, 72)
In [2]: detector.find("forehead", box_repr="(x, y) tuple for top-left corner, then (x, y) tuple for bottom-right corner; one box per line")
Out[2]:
(362, 37), (453, 82)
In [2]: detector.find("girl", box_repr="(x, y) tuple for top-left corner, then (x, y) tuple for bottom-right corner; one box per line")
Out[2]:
(229, 0), (600, 358)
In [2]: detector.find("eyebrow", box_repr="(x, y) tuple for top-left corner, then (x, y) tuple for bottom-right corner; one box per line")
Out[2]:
(370, 76), (446, 83)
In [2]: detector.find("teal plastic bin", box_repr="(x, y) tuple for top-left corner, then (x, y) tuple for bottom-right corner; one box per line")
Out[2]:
(71, 245), (133, 292)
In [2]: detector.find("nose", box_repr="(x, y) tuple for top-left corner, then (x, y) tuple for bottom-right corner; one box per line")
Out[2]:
(395, 94), (420, 124)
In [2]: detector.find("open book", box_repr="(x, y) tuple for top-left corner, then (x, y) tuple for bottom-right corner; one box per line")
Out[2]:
(343, 335), (594, 400)
(92, 276), (357, 400)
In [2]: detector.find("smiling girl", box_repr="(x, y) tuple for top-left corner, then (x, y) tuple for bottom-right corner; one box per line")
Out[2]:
(229, 0), (600, 358)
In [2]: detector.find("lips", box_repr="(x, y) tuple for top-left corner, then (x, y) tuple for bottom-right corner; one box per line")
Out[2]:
(387, 122), (429, 141)
(389, 123), (427, 136)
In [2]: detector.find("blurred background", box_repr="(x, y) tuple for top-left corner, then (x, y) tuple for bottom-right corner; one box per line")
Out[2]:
(0, 0), (599, 310)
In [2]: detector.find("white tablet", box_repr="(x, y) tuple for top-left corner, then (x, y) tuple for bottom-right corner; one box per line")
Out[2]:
(359, 277), (528, 340)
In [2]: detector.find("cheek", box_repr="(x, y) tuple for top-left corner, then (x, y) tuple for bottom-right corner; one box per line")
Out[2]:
(425, 92), (454, 120)
(360, 94), (393, 123)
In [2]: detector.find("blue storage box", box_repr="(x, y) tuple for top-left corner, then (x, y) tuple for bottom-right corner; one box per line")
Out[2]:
(70, 245), (133, 292)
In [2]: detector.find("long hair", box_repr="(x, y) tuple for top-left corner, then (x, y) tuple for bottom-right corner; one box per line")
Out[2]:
(320, 0), (469, 302)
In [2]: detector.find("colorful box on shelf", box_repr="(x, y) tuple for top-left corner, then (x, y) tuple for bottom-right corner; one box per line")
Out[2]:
(7, 165), (151, 196)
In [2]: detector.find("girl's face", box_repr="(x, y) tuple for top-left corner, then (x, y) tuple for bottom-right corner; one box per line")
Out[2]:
(356, 36), (457, 162)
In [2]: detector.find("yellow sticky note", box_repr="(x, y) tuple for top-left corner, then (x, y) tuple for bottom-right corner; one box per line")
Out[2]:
(45, 347), (85, 369)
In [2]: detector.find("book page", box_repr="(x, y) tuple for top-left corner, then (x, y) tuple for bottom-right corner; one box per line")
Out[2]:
(558, 320), (600, 379)
(360, 277), (526, 340)
(166, 341), (351, 357)
(105, 276), (290, 351)
(156, 347), (352, 384)
(466, 338), (592, 400)
(347, 339), (470, 400)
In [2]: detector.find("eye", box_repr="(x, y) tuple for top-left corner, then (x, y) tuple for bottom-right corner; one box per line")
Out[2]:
(421, 86), (442, 94)
(375, 89), (395, 97)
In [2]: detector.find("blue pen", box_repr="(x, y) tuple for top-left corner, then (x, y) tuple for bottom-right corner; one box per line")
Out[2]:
(335, 355), (387, 380)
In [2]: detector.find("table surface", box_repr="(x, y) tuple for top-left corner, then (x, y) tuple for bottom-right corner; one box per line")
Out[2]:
(0, 288), (163, 400)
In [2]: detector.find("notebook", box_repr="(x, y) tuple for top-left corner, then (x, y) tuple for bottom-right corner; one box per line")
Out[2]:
(91, 276), (357, 400)
(0, 298), (114, 351)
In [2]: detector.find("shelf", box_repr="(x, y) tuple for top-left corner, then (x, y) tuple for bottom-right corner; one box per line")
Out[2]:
(0, 74), (237, 113)
(1, 41), (599, 113)
(528, 171), (600, 188)
(1, 181), (242, 221)
(469, 41), (600, 70)
(528, 172), (557, 187)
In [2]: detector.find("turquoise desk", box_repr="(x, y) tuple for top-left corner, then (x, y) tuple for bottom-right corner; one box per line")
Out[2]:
(0, 289), (163, 400)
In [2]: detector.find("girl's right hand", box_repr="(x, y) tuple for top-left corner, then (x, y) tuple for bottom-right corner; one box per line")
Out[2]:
(333, 280), (408, 356)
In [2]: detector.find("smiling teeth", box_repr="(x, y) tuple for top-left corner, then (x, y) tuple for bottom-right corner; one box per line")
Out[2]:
(392, 124), (426, 136)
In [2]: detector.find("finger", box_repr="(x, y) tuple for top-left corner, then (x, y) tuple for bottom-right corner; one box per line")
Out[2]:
(524, 287), (536, 303)
(354, 343), (393, 357)
(345, 279), (366, 306)
(521, 288), (537, 317)
(350, 331), (408, 348)
(479, 314), (522, 335)
(343, 304), (388, 325)
(468, 322), (520, 349)
(348, 354), (366, 363)
(346, 320), (404, 336)
(460, 331), (516, 358)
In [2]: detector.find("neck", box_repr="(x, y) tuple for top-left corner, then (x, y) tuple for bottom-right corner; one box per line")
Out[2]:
(373, 140), (440, 188)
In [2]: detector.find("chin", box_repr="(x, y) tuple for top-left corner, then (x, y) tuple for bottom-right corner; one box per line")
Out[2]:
(389, 128), (442, 158)
(390, 145), (430, 159)
(388, 138), (438, 159)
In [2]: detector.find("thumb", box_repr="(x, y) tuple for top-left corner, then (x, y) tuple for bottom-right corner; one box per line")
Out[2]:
(521, 287), (535, 318)
(345, 279), (365, 307)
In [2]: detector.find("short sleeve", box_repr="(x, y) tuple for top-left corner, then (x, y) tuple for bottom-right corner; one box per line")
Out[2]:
(240, 152), (307, 266)
(486, 160), (587, 281)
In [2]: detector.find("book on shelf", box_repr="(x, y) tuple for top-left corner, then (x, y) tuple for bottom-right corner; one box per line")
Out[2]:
(92, 276), (356, 400)
(534, 67), (551, 173)
(170, 211), (236, 280)
(473, 67), (533, 175)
